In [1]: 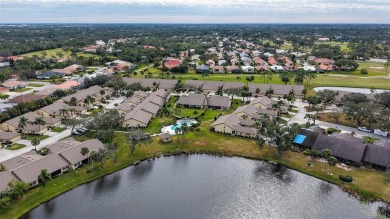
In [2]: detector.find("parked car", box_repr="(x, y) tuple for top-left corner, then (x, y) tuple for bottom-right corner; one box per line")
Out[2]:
(358, 127), (371, 132)
(71, 130), (81, 135)
(374, 129), (388, 137)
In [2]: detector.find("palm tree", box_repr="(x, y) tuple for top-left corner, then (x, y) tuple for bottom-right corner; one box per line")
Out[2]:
(69, 97), (77, 106)
(320, 149), (332, 171)
(38, 169), (51, 191)
(59, 108), (69, 120)
(81, 147), (89, 156)
(34, 117), (46, 131)
(31, 137), (41, 151)
(18, 116), (29, 133)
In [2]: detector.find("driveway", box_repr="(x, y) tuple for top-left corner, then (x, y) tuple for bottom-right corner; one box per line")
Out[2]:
(105, 96), (125, 109)
(0, 129), (71, 162)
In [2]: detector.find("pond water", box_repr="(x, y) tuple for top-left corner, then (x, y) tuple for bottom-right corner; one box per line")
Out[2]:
(314, 86), (389, 94)
(22, 155), (388, 219)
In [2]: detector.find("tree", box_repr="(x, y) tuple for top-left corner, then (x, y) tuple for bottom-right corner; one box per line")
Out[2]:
(224, 87), (241, 101)
(341, 92), (369, 104)
(342, 102), (370, 125)
(307, 96), (322, 109)
(384, 166), (390, 184)
(128, 129), (152, 153)
(304, 114), (316, 125)
(327, 156), (338, 167)
(33, 117), (46, 131)
(279, 72), (290, 85)
(69, 97), (77, 106)
(64, 118), (80, 132)
(80, 147), (89, 156)
(374, 91), (390, 108)
(59, 108), (69, 119)
(18, 116), (29, 133)
(302, 88), (307, 99)
(38, 169), (51, 191)
(320, 149), (332, 171)
(329, 108), (342, 124)
(385, 61), (390, 73)
(106, 142), (118, 163)
(31, 137), (41, 151)
(317, 90), (338, 105)
(7, 180), (28, 200)
(360, 68), (368, 75)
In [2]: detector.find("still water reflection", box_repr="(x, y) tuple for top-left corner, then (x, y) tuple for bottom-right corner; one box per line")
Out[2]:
(22, 155), (387, 219)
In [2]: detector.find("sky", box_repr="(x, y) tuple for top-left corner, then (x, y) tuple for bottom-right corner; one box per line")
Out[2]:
(0, 0), (389, 23)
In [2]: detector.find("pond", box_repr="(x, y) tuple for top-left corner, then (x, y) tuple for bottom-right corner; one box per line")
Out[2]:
(22, 155), (387, 219)
(314, 86), (389, 94)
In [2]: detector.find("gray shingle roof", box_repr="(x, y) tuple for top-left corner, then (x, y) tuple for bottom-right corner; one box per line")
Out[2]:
(312, 134), (366, 162)
(62, 85), (103, 102)
(207, 96), (230, 108)
(0, 171), (19, 192)
(0, 131), (20, 141)
(177, 93), (206, 107)
(363, 142), (390, 167)
(59, 139), (103, 165)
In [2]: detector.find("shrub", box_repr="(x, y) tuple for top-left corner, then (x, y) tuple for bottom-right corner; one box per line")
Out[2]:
(339, 174), (353, 183)
(193, 110), (198, 114)
(0, 196), (11, 208)
(325, 127), (341, 135)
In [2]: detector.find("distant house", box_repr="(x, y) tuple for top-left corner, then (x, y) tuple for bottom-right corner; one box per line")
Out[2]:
(7, 94), (46, 104)
(177, 93), (206, 108)
(268, 57), (278, 65)
(242, 66), (255, 73)
(196, 65), (210, 74)
(37, 71), (65, 79)
(212, 66), (225, 73)
(226, 66), (241, 73)
(1, 80), (28, 90)
(164, 59), (182, 69)
(269, 65), (284, 72)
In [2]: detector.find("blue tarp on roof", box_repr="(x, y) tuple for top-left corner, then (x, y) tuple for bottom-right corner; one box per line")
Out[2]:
(293, 134), (306, 144)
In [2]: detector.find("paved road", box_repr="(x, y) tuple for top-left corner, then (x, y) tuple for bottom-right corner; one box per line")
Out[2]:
(0, 129), (71, 162)
(289, 99), (389, 141)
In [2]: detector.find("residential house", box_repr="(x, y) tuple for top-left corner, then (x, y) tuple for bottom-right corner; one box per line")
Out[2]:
(183, 80), (205, 90)
(222, 82), (244, 91)
(212, 66), (225, 73)
(37, 71), (65, 79)
(202, 81), (224, 93)
(242, 66), (255, 73)
(62, 85), (104, 106)
(0, 131), (21, 143)
(1, 80), (28, 90)
(0, 111), (56, 134)
(207, 96), (231, 109)
(210, 114), (257, 138)
(7, 94), (46, 104)
(37, 101), (86, 119)
(226, 66), (241, 73)
(196, 65), (210, 74)
(177, 93), (206, 108)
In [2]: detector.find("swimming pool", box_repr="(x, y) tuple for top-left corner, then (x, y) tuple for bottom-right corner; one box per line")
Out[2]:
(161, 119), (198, 134)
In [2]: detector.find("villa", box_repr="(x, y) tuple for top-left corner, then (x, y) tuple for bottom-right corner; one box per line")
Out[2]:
(177, 93), (207, 109)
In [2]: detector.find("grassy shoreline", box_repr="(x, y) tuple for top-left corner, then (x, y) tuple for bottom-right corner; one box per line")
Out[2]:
(1, 124), (389, 218)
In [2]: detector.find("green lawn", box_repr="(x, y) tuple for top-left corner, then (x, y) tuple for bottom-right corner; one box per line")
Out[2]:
(1, 122), (389, 218)
(314, 41), (351, 52)
(20, 48), (115, 60)
(25, 135), (49, 141)
(5, 143), (26, 150)
(51, 127), (66, 133)
(12, 88), (33, 93)
(144, 116), (176, 134)
(28, 83), (44, 87)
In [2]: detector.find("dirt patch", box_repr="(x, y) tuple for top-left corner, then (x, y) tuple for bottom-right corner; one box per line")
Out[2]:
(195, 141), (206, 146)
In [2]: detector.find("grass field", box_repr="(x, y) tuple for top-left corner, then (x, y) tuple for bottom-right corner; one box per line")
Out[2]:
(12, 88), (33, 93)
(5, 143), (26, 150)
(28, 83), (44, 87)
(144, 116), (176, 134)
(314, 41), (351, 52)
(25, 135), (49, 141)
(20, 48), (111, 59)
(1, 122), (389, 219)
(51, 127), (66, 133)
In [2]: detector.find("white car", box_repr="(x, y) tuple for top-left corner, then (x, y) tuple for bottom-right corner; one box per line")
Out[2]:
(374, 129), (388, 137)
(357, 127), (371, 133)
